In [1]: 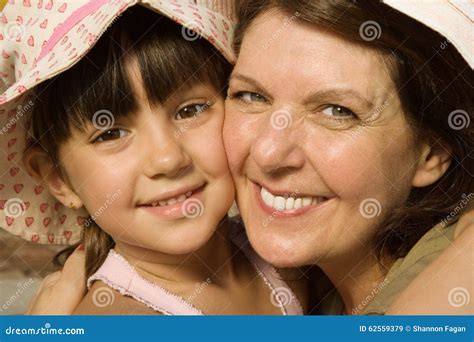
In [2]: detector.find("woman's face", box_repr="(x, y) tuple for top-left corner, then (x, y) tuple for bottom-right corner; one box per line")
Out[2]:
(223, 9), (424, 267)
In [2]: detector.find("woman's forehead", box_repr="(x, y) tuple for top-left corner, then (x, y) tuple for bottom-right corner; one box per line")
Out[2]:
(235, 10), (395, 98)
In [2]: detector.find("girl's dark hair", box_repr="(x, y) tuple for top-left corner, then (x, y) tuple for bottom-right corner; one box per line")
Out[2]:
(27, 6), (231, 278)
(233, 0), (474, 260)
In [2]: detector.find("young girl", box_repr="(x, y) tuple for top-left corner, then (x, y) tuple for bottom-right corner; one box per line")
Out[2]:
(1, 3), (306, 315)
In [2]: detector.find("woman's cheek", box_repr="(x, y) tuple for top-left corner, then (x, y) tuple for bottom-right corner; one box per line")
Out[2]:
(314, 134), (389, 199)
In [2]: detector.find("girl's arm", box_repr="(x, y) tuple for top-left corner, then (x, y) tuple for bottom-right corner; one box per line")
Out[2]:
(387, 209), (474, 315)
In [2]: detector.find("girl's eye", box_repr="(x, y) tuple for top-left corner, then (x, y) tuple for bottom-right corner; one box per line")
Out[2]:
(175, 102), (210, 120)
(93, 128), (129, 143)
(321, 105), (356, 118)
(232, 91), (266, 103)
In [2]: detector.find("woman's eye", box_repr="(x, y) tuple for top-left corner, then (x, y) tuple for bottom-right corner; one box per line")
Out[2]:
(93, 128), (129, 143)
(321, 105), (356, 118)
(232, 91), (266, 103)
(175, 102), (210, 120)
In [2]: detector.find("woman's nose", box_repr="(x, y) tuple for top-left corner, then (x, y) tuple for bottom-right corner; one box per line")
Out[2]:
(251, 112), (305, 174)
(142, 123), (192, 179)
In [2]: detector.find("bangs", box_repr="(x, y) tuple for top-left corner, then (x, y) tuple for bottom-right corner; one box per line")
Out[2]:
(30, 5), (230, 148)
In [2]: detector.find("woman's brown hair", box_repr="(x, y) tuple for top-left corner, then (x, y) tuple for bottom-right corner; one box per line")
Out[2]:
(26, 6), (231, 278)
(233, 0), (474, 260)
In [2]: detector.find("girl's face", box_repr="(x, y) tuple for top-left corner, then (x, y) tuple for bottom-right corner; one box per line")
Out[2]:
(223, 10), (425, 267)
(59, 61), (235, 255)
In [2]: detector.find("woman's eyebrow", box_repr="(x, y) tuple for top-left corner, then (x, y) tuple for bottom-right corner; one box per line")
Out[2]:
(229, 73), (270, 96)
(305, 88), (375, 110)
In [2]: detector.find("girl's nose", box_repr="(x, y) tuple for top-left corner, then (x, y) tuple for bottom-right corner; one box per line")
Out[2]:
(251, 113), (305, 174)
(142, 123), (192, 179)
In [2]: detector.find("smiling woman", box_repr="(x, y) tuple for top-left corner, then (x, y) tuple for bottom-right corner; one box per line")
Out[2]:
(225, 0), (473, 314)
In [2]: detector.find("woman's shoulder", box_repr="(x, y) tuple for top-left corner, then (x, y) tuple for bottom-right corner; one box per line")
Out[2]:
(73, 280), (161, 315)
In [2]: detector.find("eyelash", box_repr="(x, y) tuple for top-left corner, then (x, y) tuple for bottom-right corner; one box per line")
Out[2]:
(91, 102), (212, 143)
(321, 105), (357, 119)
(229, 91), (357, 120)
(175, 101), (212, 120)
(92, 128), (129, 143)
(228, 91), (267, 104)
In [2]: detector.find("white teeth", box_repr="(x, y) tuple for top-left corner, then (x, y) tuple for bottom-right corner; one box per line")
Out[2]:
(273, 196), (286, 211)
(302, 197), (312, 207)
(285, 197), (295, 210)
(147, 190), (194, 207)
(260, 186), (326, 211)
(261, 187), (274, 207)
(294, 198), (302, 209)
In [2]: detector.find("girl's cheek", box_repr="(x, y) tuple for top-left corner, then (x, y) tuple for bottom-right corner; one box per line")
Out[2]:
(223, 109), (257, 171)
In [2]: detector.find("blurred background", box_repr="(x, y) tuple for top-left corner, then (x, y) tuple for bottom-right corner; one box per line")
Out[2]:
(0, 229), (61, 315)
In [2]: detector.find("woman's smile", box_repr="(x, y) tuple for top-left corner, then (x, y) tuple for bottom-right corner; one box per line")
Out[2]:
(251, 180), (333, 218)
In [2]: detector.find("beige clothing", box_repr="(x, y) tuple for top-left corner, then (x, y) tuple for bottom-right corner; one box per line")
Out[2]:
(318, 221), (457, 315)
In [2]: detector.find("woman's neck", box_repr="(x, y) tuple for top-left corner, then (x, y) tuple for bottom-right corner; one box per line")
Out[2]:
(318, 247), (394, 315)
(113, 218), (237, 288)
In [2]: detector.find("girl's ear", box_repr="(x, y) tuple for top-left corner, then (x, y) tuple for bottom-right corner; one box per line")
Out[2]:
(412, 142), (452, 188)
(22, 147), (83, 209)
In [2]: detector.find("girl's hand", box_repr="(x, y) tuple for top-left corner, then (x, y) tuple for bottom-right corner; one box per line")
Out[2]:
(25, 246), (86, 315)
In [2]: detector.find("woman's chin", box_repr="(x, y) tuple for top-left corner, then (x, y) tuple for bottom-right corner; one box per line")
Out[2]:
(246, 226), (322, 268)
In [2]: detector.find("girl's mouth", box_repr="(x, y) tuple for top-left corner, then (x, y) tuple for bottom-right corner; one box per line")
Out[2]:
(138, 185), (206, 220)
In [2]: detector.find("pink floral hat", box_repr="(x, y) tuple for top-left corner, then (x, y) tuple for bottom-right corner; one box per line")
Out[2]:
(0, 0), (235, 245)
